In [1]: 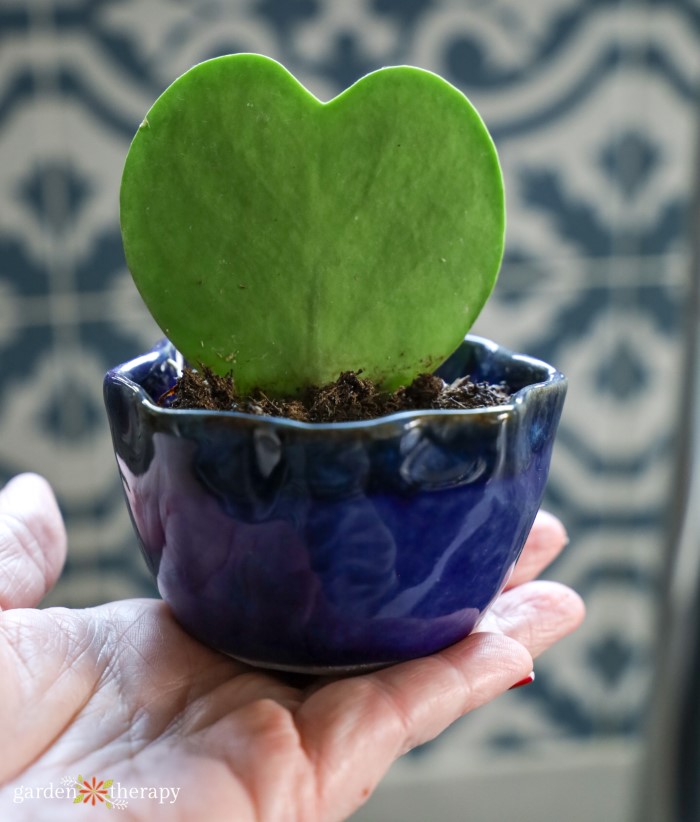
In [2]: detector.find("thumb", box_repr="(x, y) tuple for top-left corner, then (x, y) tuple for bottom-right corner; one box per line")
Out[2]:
(0, 473), (67, 610)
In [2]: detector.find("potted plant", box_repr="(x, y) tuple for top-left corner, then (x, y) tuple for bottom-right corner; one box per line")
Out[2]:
(104, 54), (566, 673)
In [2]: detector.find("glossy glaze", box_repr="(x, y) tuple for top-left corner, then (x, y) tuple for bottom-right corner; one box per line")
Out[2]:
(104, 336), (566, 672)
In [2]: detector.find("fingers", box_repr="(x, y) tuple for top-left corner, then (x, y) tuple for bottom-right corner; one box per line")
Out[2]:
(300, 576), (584, 821)
(505, 510), (569, 590)
(0, 474), (67, 610)
(296, 634), (532, 819)
(356, 580), (583, 749)
(299, 631), (532, 822)
(477, 580), (585, 658)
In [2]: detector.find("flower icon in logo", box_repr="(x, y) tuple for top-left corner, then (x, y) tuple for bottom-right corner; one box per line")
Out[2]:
(73, 775), (114, 808)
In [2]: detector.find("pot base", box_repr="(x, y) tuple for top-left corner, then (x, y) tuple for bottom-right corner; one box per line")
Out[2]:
(224, 652), (394, 676)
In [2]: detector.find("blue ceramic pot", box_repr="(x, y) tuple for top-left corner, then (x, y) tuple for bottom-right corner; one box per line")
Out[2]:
(104, 335), (566, 673)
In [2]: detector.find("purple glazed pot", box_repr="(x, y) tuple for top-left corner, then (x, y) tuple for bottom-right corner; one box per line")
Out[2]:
(104, 335), (566, 673)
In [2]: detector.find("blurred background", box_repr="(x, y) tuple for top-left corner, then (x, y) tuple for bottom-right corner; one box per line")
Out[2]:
(2, 1), (699, 820)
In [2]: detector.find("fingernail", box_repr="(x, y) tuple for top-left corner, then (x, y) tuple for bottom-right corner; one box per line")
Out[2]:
(508, 671), (535, 690)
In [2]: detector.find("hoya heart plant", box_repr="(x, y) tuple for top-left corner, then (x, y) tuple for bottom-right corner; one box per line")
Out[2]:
(120, 53), (505, 398)
(107, 55), (568, 672)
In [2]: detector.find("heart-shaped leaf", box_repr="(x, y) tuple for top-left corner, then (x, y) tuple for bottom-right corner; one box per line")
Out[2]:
(120, 54), (504, 396)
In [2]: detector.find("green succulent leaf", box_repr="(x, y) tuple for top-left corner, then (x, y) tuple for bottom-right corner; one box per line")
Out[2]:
(120, 53), (505, 395)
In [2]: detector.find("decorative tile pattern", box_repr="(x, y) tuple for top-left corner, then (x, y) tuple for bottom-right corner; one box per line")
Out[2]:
(1, 0), (698, 763)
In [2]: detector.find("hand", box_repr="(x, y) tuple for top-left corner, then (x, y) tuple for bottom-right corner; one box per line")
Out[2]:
(0, 473), (583, 821)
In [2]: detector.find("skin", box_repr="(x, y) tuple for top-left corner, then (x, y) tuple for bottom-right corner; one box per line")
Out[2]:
(0, 473), (584, 821)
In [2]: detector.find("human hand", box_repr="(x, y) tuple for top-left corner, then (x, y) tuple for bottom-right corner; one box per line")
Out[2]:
(0, 473), (583, 821)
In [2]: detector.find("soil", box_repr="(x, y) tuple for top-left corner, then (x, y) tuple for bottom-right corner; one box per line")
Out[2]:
(160, 366), (511, 423)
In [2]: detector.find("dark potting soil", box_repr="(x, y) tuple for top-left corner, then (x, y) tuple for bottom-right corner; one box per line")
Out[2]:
(161, 367), (511, 423)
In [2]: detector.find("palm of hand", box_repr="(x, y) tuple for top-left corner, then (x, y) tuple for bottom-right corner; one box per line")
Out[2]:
(0, 475), (583, 822)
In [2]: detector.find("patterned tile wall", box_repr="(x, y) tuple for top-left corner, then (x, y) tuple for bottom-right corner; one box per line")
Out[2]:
(1, 0), (699, 766)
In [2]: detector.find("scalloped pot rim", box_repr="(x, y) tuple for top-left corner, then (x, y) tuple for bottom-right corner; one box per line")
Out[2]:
(107, 334), (566, 434)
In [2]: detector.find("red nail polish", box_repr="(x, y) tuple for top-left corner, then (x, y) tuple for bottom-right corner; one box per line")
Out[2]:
(508, 671), (535, 690)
